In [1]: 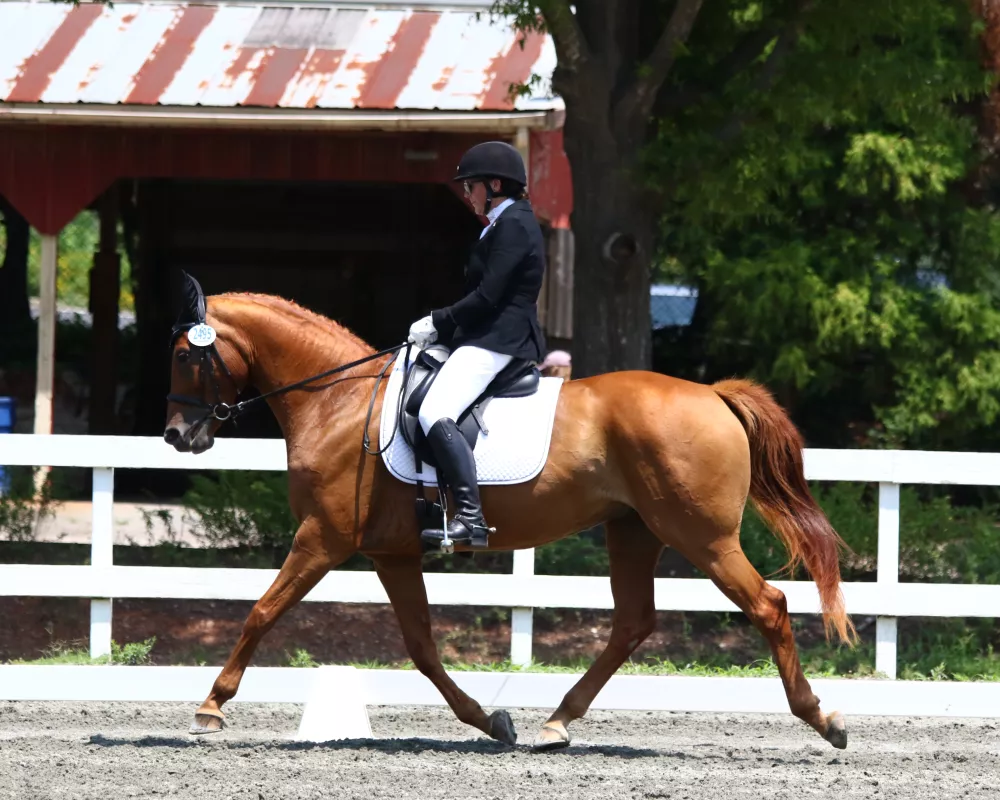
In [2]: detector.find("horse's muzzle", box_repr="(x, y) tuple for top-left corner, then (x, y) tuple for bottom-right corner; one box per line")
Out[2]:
(163, 422), (213, 453)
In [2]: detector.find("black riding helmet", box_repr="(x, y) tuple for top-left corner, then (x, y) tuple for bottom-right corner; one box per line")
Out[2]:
(454, 141), (527, 212)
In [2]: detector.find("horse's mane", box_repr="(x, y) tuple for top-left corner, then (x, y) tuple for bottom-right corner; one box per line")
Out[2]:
(214, 292), (375, 354)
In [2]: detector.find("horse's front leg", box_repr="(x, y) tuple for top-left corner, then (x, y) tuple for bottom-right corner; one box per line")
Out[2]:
(190, 517), (339, 734)
(372, 554), (516, 744)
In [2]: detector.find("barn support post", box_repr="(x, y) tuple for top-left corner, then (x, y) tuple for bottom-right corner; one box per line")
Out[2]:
(525, 127), (574, 347)
(34, 233), (58, 436)
(516, 125), (552, 334)
(33, 232), (58, 492)
(514, 126), (530, 179)
(89, 187), (121, 435)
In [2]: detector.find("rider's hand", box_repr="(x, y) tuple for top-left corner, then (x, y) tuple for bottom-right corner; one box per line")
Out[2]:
(408, 315), (438, 348)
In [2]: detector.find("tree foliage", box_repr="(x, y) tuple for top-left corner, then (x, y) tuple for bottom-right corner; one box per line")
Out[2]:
(495, 1), (1000, 449)
(651, 0), (1000, 449)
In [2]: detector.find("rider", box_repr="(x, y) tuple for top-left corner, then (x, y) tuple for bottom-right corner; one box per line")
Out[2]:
(408, 140), (547, 548)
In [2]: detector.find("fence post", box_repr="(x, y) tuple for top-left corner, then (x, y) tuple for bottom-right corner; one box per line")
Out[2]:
(90, 467), (114, 659)
(511, 548), (535, 666)
(876, 482), (900, 679)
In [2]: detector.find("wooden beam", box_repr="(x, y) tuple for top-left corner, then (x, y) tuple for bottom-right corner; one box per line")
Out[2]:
(34, 234), (57, 436)
(514, 126), (531, 183)
(515, 126), (551, 330)
(33, 232), (57, 493)
(89, 189), (121, 435)
(544, 228), (574, 340)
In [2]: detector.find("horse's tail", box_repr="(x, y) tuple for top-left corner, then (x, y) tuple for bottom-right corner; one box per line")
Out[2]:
(712, 378), (856, 645)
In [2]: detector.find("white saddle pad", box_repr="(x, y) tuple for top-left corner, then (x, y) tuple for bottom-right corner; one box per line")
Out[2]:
(379, 349), (563, 486)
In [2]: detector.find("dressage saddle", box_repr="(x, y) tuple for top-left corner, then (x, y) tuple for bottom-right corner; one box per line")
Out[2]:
(398, 345), (540, 471)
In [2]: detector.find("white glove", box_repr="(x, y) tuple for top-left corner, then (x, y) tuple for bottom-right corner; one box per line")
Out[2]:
(408, 315), (438, 348)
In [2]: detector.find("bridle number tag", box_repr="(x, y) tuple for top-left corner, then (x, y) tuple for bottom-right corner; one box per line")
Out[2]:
(188, 324), (217, 347)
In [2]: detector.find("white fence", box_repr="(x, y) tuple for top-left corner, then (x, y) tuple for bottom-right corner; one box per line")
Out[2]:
(2, 434), (1000, 689)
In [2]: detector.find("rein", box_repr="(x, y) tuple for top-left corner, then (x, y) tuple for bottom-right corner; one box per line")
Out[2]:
(168, 321), (410, 440)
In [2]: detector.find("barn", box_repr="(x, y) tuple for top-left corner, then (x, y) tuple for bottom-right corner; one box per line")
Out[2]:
(0, 0), (575, 440)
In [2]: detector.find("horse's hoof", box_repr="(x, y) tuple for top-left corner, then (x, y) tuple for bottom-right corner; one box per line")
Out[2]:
(824, 710), (847, 750)
(487, 710), (517, 745)
(189, 712), (225, 735)
(532, 721), (570, 752)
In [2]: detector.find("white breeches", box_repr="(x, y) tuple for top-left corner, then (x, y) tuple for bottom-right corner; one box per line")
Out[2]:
(418, 345), (513, 435)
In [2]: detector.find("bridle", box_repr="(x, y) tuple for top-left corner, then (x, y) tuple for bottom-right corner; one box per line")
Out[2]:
(166, 322), (240, 443)
(167, 322), (236, 410)
(165, 320), (411, 453)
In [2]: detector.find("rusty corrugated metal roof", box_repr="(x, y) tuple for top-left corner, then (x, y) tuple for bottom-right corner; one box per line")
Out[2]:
(0, 2), (560, 112)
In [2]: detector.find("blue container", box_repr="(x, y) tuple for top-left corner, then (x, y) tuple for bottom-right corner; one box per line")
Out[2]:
(0, 397), (15, 495)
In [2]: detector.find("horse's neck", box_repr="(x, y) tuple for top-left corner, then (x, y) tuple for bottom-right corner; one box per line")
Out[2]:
(228, 300), (373, 446)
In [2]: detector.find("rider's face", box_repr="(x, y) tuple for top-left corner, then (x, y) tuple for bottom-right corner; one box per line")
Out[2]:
(464, 180), (487, 215)
(464, 179), (501, 216)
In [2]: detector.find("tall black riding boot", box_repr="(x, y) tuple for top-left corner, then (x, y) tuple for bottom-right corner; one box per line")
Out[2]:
(419, 418), (493, 549)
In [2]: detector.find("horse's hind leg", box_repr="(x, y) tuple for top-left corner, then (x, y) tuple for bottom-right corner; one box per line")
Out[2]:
(533, 513), (664, 751)
(676, 529), (846, 749)
(190, 517), (336, 734)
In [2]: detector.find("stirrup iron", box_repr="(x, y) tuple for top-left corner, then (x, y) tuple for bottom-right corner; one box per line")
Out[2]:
(467, 520), (495, 549)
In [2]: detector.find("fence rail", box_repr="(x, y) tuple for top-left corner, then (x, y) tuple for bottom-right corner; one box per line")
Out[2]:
(2, 434), (999, 679)
(6, 665), (1000, 719)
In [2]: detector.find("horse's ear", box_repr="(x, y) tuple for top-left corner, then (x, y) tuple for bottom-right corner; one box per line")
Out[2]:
(177, 270), (207, 325)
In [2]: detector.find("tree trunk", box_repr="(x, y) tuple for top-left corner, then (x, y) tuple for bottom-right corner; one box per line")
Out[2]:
(561, 105), (654, 378)
(0, 197), (31, 334)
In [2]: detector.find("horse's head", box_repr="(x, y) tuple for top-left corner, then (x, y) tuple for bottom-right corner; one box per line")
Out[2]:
(163, 272), (246, 454)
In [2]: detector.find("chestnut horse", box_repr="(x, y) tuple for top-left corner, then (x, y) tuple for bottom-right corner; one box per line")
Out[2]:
(163, 289), (856, 751)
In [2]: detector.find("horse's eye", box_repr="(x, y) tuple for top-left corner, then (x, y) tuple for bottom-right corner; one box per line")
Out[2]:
(177, 350), (191, 364)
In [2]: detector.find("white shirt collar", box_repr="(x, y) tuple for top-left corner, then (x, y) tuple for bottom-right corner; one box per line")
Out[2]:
(480, 197), (516, 238)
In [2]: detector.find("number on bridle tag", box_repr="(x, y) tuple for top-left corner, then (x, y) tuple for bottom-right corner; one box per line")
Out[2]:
(187, 324), (217, 347)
